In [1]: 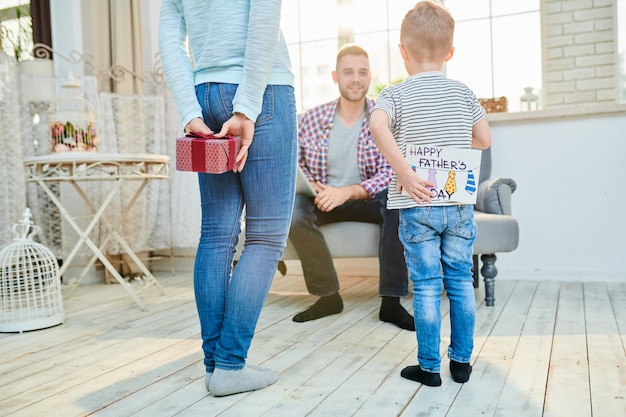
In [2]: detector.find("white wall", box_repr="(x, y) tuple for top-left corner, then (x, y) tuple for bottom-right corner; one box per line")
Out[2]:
(487, 107), (626, 282)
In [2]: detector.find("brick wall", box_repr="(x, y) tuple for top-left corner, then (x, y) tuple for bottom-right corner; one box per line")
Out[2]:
(542, 0), (618, 108)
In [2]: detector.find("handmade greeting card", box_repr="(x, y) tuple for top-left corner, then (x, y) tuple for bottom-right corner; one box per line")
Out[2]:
(404, 145), (482, 204)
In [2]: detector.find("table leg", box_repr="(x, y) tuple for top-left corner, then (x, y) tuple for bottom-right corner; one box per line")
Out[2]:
(73, 179), (166, 296)
(36, 178), (149, 310)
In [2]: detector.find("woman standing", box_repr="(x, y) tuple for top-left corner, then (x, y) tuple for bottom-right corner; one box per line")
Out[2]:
(159, 0), (296, 397)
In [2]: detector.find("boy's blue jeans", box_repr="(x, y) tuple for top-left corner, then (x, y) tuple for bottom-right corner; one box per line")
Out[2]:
(193, 82), (297, 372)
(400, 204), (477, 373)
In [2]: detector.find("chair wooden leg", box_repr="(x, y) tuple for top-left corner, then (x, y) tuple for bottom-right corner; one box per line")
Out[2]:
(277, 260), (287, 275)
(480, 254), (497, 306)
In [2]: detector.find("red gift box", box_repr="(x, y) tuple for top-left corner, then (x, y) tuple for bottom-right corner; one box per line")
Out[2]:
(176, 133), (241, 173)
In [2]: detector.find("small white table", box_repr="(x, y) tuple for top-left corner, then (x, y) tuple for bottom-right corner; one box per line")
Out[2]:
(23, 153), (170, 311)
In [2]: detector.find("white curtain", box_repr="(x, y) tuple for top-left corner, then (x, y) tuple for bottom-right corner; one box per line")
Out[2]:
(162, 89), (202, 249)
(98, 89), (202, 251)
(81, 0), (145, 95)
(96, 92), (170, 254)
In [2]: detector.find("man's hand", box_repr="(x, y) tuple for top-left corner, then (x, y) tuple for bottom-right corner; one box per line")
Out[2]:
(313, 182), (368, 212)
(215, 113), (255, 172)
(314, 183), (350, 212)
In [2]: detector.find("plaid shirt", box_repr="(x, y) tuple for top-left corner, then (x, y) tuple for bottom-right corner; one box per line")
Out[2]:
(297, 97), (392, 198)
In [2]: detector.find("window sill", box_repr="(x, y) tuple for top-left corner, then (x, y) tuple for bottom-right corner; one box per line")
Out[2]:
(486, 103), (626, 125)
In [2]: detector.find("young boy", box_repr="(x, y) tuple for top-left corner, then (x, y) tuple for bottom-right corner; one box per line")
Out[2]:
(369, 1), (491, 387)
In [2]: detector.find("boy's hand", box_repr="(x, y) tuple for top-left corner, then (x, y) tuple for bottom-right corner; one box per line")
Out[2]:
(396, 168), (434, 205)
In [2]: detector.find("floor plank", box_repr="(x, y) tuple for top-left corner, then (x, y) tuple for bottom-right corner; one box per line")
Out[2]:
(584, 282), (626, 417)
(544, 282), (592, 417)
(494, 280), (560, 417)
(608, 281), (626, 350)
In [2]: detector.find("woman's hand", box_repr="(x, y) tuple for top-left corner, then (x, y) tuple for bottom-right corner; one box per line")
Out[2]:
(215, 113), (255, 172)
(184, 118), (213, 135)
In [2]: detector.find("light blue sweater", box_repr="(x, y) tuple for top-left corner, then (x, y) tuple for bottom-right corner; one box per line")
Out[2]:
(159, 0), (294, 129)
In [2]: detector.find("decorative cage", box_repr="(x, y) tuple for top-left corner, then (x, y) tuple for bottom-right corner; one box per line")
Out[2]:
(47, 72), (98, 153)
(0, 208), (64, 332)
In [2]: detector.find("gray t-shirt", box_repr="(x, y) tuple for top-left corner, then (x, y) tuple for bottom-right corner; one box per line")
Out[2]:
(326, 112), (363, 188)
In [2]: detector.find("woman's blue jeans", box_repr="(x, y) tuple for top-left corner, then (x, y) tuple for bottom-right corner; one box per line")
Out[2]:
(400, 204), (477, 373)
(193, 83), (296, 372)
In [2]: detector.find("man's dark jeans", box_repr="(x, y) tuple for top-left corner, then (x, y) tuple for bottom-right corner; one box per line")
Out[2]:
(288, 189), (408, 297)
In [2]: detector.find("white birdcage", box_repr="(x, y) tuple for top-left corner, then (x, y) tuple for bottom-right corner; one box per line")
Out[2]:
(0, 208), (64, 332)
(47, 72), (98, 153)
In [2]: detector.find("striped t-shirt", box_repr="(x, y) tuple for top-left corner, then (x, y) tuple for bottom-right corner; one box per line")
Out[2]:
(373, 71), (486, 209)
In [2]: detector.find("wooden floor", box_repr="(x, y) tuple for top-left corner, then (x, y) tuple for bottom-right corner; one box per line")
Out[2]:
(1, 259), (625, 417)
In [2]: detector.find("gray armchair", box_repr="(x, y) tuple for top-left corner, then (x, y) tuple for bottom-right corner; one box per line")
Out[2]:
(237, 149), (519, 306)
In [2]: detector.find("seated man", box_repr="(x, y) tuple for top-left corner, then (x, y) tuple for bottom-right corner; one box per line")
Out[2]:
(289, 44), (414, 331)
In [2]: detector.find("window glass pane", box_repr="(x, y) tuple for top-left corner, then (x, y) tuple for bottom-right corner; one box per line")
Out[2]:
(492, 12), (541, 112)
(0, 0), (27, 8)
(352, 0), (389, 34)
(0, 1), (31, 61)
(387, 0), (420, 30)
(491, 0), (540, 17)
(444, 0), (490, 21)
(445, 0), (538, 19)
(354, 31), (391, 95)
(446, 19), (493, 100)
(281, 1), (301, 43)
(386, 29), (408, 85)
(297, 0), (338, 42)
(297, 39), (339, 110)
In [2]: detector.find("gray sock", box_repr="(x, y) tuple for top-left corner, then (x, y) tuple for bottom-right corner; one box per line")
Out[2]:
(205, 364), (273, 392)
(209, 365), (278, 396)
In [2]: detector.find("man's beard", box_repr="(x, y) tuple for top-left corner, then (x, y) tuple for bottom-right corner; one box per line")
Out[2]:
(340, 83), (367, 102)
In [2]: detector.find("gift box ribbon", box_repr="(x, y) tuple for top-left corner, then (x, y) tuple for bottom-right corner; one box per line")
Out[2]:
(186, 132), (238, 172)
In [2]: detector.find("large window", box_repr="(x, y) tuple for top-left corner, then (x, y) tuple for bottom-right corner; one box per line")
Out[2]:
(282, 0), (541, 113)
